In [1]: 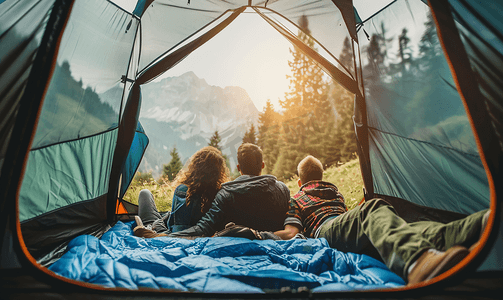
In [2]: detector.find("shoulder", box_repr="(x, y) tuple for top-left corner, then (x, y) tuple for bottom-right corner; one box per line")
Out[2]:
(319, 180), (339, 189)
(266, 176), (290, 194)
(277, 181), (290, 194)
(213, 187), (232, 201)
(292, 189), (306, 200)
(174, 184), (188, 196)
(301, 180), (338, 190)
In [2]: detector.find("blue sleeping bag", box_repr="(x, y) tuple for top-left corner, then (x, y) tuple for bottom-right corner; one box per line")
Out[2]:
(49, 221), (404, 292)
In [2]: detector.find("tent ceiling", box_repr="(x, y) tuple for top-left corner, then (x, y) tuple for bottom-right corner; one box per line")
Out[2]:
(112, 0), (396, 23)
(134, 1), (356, 73)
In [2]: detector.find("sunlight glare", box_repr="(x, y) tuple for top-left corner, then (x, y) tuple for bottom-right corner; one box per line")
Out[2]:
(160, 11), (293, 112)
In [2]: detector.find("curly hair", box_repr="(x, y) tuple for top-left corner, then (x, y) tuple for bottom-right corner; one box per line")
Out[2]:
(173, 146), (229, 214)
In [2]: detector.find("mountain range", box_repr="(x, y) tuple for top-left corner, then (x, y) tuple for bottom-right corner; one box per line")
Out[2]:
(131, 71), (259, 178)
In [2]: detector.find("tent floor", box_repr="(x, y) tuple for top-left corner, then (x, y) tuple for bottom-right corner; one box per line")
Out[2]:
(1, 269), (502, 299)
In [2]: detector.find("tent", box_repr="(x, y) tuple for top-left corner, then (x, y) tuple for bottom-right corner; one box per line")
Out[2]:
(0, 0), (502, 298)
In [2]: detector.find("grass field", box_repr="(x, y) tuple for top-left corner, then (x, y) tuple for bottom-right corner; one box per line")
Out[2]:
(123, 157), (364, 212)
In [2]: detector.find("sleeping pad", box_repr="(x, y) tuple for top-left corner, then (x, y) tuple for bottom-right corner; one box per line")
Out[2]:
(49, 221), (404, 292)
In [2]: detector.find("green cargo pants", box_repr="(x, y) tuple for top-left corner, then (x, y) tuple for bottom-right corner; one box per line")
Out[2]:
(318, 198), (487, 280)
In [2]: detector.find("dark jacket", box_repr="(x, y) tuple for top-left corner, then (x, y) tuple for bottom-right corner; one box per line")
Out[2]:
(166, 184), (204, 233)
(169, 174), (290, 237)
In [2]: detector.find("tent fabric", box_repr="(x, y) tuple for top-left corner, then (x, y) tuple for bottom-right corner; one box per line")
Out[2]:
(107, 84), (142, 221)
(253, 6), (359, 95)
(447, 0), (503, 169)
(0, 0), (74, 273)
(19, 130), (118, 223)
(136, 7), (246, 85)
(356, 0), (489, 215)
(120, 121), (149, 198)
(137, 2), (359, 95)
(17, 0), (138, 224)
(21, 199), (110, 267)
(138, 0), (357, 75)
(427, 0), (503, 271)
(31, 0), (137, 150)
(48, 221), (405, 292)
(0, 0), (54, 175)
(368, 129), (488, 214)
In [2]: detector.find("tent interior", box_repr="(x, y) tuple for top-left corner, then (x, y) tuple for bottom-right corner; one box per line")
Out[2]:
(1, 0), (502, 297)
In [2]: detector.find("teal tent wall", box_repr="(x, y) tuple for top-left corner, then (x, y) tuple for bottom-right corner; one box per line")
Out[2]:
(356, 0), (489, 215)
(13, 0), (142, 262)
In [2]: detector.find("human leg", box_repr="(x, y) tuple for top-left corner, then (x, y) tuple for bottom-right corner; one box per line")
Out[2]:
(138, 189), (163, 225)
(404, 209), (489, 284)
(137, 189), (169, 234)
(318, 199), (382, 261)
(408, 209), (489, 251)
(318, 198), (441, 280)
(152, 212), (170, 233)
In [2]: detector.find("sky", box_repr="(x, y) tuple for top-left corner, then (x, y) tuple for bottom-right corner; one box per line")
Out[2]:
(160, 11), (293, 112)
(111, 0), (393, 111)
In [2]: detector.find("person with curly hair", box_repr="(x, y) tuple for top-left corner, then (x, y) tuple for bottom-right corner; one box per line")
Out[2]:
(135, 143), (290, 238)
(136, 146), (230, 234)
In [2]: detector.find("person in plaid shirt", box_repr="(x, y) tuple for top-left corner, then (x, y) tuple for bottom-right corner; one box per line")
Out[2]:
(281, 158), (347, 239)
(274, 155), (489, 285)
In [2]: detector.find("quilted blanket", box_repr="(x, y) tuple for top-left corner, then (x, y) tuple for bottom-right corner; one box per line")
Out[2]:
(49, 221), (405, 292)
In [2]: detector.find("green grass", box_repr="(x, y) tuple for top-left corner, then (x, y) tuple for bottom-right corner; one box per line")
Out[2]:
(123, 158), (364, 212)
(123, 177), (175, 213)
(323, 159), (364, 210)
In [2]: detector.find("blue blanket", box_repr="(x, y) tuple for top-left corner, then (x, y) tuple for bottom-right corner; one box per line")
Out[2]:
(49, 221), (404, 292)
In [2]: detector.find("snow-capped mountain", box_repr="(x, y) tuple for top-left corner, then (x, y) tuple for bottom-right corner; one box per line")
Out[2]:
(137, 71), (259, 177)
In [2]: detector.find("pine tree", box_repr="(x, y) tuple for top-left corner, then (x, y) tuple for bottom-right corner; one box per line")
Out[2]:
(398, 28), (411, 65)
(257, 100), (281, 174)
(162, 146), (183, 181)
(208, 130), (223, 151)
(272, 15), (332, 179)
(339, 37), (354, 75)
(418, 12), (442, 71)
(208, 129), (230, 168)
(324, 35), (360, 165)
(366, 33), (386, 79)
(328, 83), (356, 164)
(280, 15), (327, 118)
(408, 12), (461, 129)
(242, 123), (257, 144)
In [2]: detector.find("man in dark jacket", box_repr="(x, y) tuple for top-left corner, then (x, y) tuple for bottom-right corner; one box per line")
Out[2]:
(135, 143), (290, 238)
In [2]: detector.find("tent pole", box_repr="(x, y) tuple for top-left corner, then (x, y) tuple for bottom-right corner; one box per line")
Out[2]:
(107, 85), (142, 222)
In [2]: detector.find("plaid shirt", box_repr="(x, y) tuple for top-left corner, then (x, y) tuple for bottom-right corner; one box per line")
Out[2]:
(284, 180), (347, 238)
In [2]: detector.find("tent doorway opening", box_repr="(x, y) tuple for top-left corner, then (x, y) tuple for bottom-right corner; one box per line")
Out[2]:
(123, 8), (363, 213)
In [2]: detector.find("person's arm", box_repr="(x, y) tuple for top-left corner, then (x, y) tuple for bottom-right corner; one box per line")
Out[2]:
(169, 190), (228, 237)
(274, 195), (305, 240)
(274, 224), (302, 240)
(168, 224), (206, 238)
